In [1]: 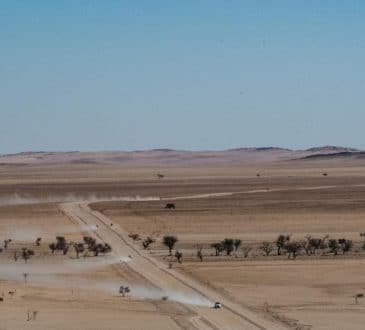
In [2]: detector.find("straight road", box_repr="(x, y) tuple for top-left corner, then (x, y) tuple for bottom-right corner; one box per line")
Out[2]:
(60, 202), (285, 330)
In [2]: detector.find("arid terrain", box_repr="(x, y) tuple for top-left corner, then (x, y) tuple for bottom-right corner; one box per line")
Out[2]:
(1, 148), (365, 329)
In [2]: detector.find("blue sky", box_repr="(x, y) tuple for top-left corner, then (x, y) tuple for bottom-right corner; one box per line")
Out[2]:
(1, 1), (364, 153)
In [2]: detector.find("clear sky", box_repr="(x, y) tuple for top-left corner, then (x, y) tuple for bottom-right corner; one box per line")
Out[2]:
(1, 1), (364, 153)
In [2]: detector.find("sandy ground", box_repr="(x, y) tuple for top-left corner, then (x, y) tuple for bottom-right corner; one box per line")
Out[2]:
(1, 160), (365, 329)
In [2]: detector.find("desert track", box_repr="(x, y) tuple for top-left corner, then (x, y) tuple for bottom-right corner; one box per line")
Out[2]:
(60, 202), (285, 330)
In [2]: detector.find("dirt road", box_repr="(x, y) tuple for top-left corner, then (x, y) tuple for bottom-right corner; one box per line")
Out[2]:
(60, 202), (285, 330)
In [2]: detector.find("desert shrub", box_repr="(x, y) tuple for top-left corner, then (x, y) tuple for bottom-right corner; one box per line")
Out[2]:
(260, 241), (273, 256)
(175, 250), (183, 263)
(142, 237), (155, 250)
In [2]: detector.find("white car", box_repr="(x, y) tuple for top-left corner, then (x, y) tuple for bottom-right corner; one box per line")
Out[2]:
(214, 302), (222, 309)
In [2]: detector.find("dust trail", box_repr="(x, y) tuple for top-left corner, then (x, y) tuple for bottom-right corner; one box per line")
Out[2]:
(0, 224), (98, 242)
(127, 285), (213, 307)
(0, 193), (160, 206)
(0, 256), (211, 307)
(0, 256), (131, 280)
(2, 272), (212, 307)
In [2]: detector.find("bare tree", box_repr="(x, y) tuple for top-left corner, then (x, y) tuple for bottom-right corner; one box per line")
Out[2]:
(241, 245), (252, 258)
(196, 245), (203, 262)
(4, 239), (12, 249)
(142, 237), (155, 250)
(163, 235), (178, 256)
(260, 241), (273, 256)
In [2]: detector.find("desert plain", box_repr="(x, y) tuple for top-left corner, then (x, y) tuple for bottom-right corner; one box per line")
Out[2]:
(1, 147), (365, 330)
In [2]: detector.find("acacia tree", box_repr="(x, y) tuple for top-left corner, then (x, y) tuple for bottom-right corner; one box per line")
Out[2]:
(222, 238), (235, 256)
(233, 239), (242, 252)
(303, 235), (326, 255)
(285, 241), (301, 259)
(49, 236), (67, 254)
(211, 242), (224, 256)
(339, 239), (352, 254)
(275, 235), (290, 255)
(163, 235), (178, 256)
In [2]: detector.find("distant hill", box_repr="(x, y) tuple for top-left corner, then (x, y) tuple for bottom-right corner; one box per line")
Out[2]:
(304, 146), (360, 153)
(0, 146), (363, 166)
(300, 151), (365, 160)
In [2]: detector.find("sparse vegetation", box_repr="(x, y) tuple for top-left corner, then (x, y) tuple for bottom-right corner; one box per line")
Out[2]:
(275, 234), (290, 255)
(233, 239), (242, 252)
(284, 241), (301, 259)
(175, 250), (183, 263)
(260, 241), (273, 256)
(355, 293), (364, 304)
(222, 238), (235, 256)
(211, 242), (224, 256)
(241, 245), (252, 258)
(49, 236), (67, 254)
(21, 248), (34, 263)
(163, 235), (178, 256)
(196, 245), (203, 262)
(4, 239), (12, 249)
(74, 243), (85, 258)
(142, 237), (155, 250)
(129, 233), (141, 243)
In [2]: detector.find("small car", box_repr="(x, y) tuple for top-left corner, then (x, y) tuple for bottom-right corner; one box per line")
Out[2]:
(214, 302), (222, 309)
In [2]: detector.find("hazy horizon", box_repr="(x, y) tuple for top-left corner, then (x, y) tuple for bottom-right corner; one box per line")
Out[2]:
(0, 144), (362, 155)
